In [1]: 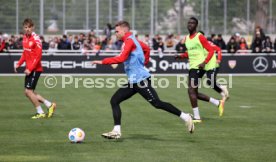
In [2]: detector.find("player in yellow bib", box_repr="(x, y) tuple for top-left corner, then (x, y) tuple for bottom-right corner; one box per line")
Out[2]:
(178, 31), (229, 101)
(176, 17), (225, 123)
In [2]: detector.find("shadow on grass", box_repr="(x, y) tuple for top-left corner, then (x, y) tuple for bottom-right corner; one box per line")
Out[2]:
(99, 134), (165, 142)
(126, 134), (166, 141)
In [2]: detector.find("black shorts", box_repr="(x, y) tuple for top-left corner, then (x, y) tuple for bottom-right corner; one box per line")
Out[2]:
(206, 68), (217, 79)
(188, 69), (206, 88)
(205, 68), (217, 85)
(25, 71), (41, 90)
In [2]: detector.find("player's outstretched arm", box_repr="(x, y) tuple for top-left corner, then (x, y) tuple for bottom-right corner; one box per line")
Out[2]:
(100, 39), (134, 65)
(91, 60), (103, 64)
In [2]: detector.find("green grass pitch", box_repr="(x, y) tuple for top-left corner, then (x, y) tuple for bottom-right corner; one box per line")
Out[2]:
(0, 76), (275, 162)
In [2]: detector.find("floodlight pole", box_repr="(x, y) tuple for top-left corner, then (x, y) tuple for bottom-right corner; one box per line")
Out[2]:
(177, 0), (181, 35)
(155, 0), (158, 35)
(118, 0), (124, 21)
(247, 0), (250, 35)
(224, 0), (227, 35)
(150, 0), (154, 36)
(109, 0), (112, 23)
(96, 0), (99, 34)
(86, 0), (89, 30)
(40, 0), (44, 35)
(201, 0), (204, 31)
(205, 0), (209, 35)
(63, 0), (65, 33)
(16, 0), (19, 35)
(269, 0), (272, 33)
(132, 0), (135, 30)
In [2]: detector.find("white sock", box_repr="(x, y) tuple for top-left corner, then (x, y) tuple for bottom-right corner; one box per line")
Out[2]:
(113, 125), (121, 133)
(193, 107), (200, 119)
(180, 112), (190, 122)
(44, 100), (52, 108)
(36, 106), (44, 114)
(209, 97), (220, 106)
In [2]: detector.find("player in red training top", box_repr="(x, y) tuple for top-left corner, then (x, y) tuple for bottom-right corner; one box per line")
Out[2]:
(14, 18), (56, 119)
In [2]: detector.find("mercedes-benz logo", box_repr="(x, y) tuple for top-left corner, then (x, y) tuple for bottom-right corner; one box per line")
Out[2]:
(253, 56), (269, 72)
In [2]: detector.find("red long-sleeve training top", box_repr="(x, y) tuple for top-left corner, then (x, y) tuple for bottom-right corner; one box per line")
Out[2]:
(210, 42), (222, 61)
(17, 32), (43, 72)
(102, 32), (150, 65)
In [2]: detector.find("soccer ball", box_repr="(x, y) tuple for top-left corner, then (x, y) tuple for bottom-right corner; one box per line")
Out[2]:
(68, 128), (85, 143)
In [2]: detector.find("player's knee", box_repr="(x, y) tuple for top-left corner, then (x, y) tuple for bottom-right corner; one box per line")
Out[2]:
(188, 88), (197, 99)
(188, 87), (195, 95)
(110, 96), (119, 107)
(24, 89), (32, 97)
(191, 94), (197, 100)
(150, 99), (163, 109)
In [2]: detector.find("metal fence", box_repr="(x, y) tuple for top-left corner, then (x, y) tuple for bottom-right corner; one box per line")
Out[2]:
(0, 0), (275, 36)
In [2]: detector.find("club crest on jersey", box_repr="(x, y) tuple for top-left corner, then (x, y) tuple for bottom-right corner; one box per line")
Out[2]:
(228, 60), (236, 69)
